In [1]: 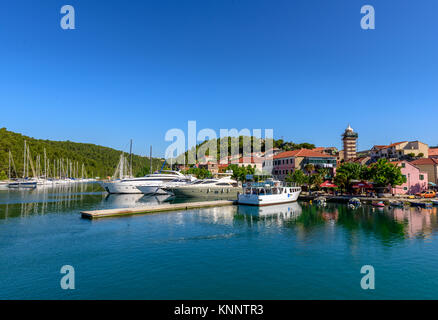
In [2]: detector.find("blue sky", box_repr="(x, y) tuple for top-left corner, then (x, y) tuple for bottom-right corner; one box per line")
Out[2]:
(0, 0), (437, 156)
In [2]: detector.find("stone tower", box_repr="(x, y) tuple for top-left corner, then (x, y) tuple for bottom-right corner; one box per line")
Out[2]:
(342, 125), (358, 161)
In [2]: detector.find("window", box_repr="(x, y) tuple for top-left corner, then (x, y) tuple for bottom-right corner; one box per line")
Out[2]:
(404, 187), (408, 190)
(401, 163), (405, 168)
(420, 175), (424, 180)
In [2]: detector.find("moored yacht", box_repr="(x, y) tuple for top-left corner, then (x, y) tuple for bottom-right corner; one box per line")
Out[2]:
(102, 171), (192, 194)
(7, 179), (38, 189)
(167, 176), (242, 199)
(237, 180), (301, 206)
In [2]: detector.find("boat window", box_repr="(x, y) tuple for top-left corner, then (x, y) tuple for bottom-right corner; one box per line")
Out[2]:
(216, 183), (231, 186)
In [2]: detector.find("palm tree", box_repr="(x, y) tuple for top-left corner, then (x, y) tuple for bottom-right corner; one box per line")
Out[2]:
(304, 163), (315, 176)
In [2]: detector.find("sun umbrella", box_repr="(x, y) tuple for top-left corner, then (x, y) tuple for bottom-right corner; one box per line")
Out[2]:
(320, 180), (338, 188)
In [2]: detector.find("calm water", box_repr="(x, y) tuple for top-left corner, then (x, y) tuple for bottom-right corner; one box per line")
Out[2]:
(1, 183), (438, 300)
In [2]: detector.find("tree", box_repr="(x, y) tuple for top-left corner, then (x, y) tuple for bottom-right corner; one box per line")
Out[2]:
(368, 158), (406, 189)
(226, 164), (255, 182)
(418, 153), (424, 158)
(285, 169), (309, 186)
(0, 170), (8, 180)
(334, 173), (349, 192)
(317, 167), (329, 178)
(309, 173), (323, 190)
(304, 164), (315, 175)
(183, 167), (212, 179)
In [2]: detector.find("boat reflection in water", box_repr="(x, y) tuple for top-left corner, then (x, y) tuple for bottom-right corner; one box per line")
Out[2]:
(236, 202), (302, 226)
(103, 193), (173, 208)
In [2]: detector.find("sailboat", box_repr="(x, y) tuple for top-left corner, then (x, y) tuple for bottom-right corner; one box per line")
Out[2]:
(8, 141), (37, 189)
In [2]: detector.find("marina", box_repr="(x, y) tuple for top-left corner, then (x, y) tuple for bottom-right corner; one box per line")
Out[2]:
(1, 184), (438, 299)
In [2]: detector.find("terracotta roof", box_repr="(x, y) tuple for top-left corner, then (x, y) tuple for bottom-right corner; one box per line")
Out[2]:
(373, 142), (408, 150)
(410, 158), (438, 165)
(429, 148), (438, 156)
(274, 149), (335, 159)
(387, 141), (407, 148)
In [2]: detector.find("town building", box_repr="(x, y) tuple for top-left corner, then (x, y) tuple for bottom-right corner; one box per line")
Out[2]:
(390, 161), (428, 195)
(312, 147), (338, 156)
(410, 157), (438, 185)
(197, 162), (219, 175)
(342, 125), (358, 161)
(370, 141), (429, 162)
(429, 147), (438, 159)
(267, 149), (337, 181)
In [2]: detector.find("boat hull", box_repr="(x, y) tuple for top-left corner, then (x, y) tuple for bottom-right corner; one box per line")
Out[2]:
(238, 190), (300, 206)
(170, 186), (242, 199)
(8, 182), (37, 189)
(137, 185), (169, 195)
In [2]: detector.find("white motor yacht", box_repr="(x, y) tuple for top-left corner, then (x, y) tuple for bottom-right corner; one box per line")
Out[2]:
(101, 171), (192, 194)
(168, 176), (242, 199)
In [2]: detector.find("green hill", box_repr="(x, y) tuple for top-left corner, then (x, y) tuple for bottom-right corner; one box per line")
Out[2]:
(176, 136), (316, 163)
(0, 128), (164, 179)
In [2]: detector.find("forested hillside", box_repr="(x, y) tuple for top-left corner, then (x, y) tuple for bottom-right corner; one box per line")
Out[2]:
(176, 136), (316, 163)
(0, 128), (164, 179)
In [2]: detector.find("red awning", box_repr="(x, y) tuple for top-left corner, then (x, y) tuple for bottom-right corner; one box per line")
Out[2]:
(320, 180), (338, 188)
(352, 181), (373, 189)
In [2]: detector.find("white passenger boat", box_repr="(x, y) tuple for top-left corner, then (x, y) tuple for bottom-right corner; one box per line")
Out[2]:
(237, 180), (301, 206)
(102, 171), (192, 194)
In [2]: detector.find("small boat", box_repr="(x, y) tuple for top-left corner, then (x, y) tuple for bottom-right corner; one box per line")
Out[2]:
(348, 197), (361, 208)
(410, 201), (433, 208)
(314, 196), (327, 207)
(237, 180), (301, 206)
(389, 200), (404, 207)
(372, 201), (385, 208)
(431, 199), (438, 206)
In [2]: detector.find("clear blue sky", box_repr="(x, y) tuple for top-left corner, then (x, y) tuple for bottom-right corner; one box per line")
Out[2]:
(1, 0), (437, 156)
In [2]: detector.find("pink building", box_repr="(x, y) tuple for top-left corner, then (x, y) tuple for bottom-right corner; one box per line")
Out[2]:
(270, 149), (337, 180)
(391, 161), (428, 195)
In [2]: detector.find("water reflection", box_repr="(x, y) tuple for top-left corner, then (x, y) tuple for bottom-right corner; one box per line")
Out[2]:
(0, 183), (104, 219)
(1, 186), (438, 243)
(236, 202), (302, 227)
(234, 202), (438, 242)
(103, 193), (172, 208)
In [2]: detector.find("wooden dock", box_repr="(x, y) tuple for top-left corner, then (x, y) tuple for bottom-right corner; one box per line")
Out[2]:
(81, 200), (237, 219)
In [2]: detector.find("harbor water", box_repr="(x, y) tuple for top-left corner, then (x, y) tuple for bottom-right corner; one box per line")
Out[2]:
(1, 183), (438, 299)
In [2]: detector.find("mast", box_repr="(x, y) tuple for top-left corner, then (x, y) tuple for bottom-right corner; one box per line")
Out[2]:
(8, 151), (11, 179)
(129, 139), (133, 177)
(44, 149), (47, 178)
(23, 140), (26, 178)
(150, 145), (152, 175)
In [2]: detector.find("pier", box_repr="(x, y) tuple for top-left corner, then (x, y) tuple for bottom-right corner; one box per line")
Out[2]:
(81, 200), (237, 219)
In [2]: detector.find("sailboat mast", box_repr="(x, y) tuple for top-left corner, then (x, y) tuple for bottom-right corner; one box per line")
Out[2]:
(44, 149), (47, 178)
(150, 145), (152, 175)
(8, 151), (11, 179)
(129, 139), (133, 177)
(23, 140), (26, 178)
